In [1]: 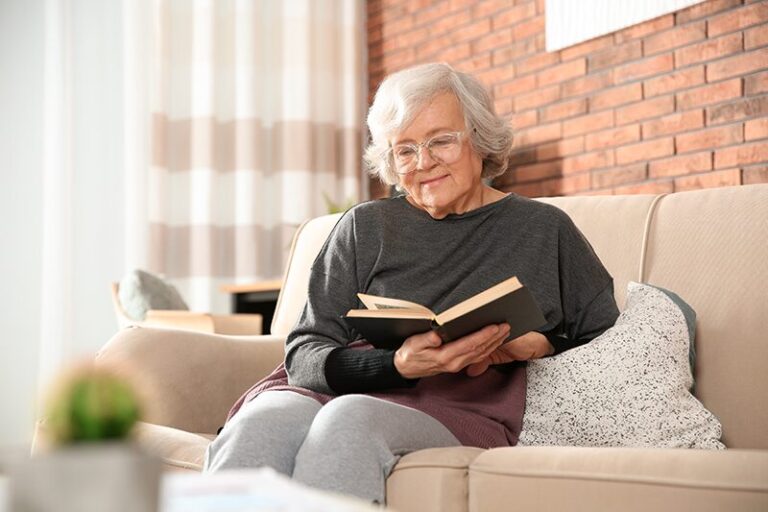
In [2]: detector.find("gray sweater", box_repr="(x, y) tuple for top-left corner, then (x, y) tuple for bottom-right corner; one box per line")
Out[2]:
(273, 193), (619, 447)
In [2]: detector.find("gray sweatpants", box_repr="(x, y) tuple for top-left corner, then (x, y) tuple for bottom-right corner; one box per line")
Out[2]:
(204, 391), (461, 504)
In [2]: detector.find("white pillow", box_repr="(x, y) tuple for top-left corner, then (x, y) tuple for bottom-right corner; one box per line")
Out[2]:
(519, 281), (724, 449)
(118, 269), (188, 321)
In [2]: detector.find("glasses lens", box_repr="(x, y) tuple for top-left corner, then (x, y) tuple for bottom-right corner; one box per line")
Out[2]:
(391, 132), (463, 175)
(427, 133), (461, 163)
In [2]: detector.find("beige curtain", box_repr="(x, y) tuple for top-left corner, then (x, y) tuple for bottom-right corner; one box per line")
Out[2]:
(139, 0), (365, 312)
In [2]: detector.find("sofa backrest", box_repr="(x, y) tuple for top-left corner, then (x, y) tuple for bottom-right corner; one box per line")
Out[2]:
(271, 185), (768, 449)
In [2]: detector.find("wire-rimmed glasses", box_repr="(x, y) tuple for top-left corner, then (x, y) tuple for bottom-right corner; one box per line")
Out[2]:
(389, 130), (469, 175)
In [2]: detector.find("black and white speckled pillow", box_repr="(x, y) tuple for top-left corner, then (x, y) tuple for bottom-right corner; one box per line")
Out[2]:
(519, 281), (725, 449)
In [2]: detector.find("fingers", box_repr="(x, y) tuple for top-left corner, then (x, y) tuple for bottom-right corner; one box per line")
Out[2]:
(466, 360), (490, 377)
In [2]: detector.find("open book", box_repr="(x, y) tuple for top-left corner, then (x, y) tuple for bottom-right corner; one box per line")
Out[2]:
(343, 276), (547, 350)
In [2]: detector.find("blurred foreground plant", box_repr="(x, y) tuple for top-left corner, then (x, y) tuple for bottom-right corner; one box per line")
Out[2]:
(45, 363), (142, 445)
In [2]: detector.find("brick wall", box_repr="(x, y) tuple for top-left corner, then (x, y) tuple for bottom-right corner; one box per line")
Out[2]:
(367, 0), (768, 198)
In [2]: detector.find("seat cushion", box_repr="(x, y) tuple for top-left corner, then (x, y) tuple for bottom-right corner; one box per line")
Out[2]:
(386, 447), (484, 512)
(133, 422), (212, 472)
(469, 446), (768, 512)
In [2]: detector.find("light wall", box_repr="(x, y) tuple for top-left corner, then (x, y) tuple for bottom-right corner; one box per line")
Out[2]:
(0, 0), (126, 448)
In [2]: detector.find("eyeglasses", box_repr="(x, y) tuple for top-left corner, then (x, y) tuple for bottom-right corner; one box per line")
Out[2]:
(389, 130), (468, 175)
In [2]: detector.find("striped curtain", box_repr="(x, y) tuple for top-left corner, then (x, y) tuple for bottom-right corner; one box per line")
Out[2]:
(143, 0), (365, 312)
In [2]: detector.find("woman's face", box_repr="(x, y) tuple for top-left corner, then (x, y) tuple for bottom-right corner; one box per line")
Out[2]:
(392, 92), (484, 219)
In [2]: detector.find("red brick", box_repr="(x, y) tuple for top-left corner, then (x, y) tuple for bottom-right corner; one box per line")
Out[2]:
(674, 168), (741, 191)
(473, 28), (513, 54)
(585, 125), (641, 151)
(562, 150), (614, 174)
(643, 110), (705, 139)
(707, 48), (768, 82)
(615, 96), (675, 126)
(592, 163), (647, 189)
(514, 84), (560, 110)
(615, 54), (674, 84)
(492, 3), (537, 30)
(745, 25), (768, 50)
(512, 15), (545, 41)
(562, 110), (614, 137)
(494, 74), (536, 98)
(537, 59), (586, 86)
(676, 0), (742, 23)
(644, 66), (705, 97)
(589, 83), (643, 111)
(673, 33), (743, 68)
(541, 98), (588, 122)
(472, 0), (515, 19)
(494, 97), (514, 116)
(541, 173), (592, 196)
(560, 34), (614, 61)
(588, 41), (643, 72)
(408, 2), (446, 26)
(643, 22), (706, 55)
(616, 138), (675, 165)
(511, 109), (538, 129)
(561, 71), (614, 99)
(383, 48), (416, 70)
(613, 180), (674, 195)
(743, 164), (768, 184)
(456, 54), (493, 74)
(492, 39), (538, 66)
(515, 52), (560, 76)
(745, 71), (768, 95)
(427, 10), (472, 37)
(707, 96), (768, 125)
(649, 152), (713, 178)
(507, 146), (537, 167)
(514, 122), (562, 147)
(434, 42), (472, 63)
(676, 78), (742, 109)
(535, 137), (585, 160)
(745, 118), (768, 141)
(707, 2), (768, 37)
(715, 141), (768, 168)
(516, 160), (563, 181)
(614, 14), (674, 44)
(676, 124), (743, 153)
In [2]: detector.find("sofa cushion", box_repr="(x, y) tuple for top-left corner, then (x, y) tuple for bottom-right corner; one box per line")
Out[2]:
(387, 447), (484, 512)
(133, 422), (212, 471)
(519, 281), (724, 449)
(468, 446), (768, 512)
(118, 269), (188, 321)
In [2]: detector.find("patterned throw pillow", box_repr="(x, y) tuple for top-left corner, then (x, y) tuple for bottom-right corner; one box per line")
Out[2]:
(519, 281), (725, 449)
(118, 269), (189, 321)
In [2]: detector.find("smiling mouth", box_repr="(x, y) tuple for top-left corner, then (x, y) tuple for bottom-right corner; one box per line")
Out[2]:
(420, 175), (448, 186)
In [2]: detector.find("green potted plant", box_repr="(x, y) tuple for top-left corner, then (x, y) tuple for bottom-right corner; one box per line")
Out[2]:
(10, 363), (161, 512)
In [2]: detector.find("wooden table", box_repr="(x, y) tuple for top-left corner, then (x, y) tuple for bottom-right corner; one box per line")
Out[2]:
(220, 279), (282, 334)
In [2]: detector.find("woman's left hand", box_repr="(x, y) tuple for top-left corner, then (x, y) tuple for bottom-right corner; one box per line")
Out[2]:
(465, 331), (554, 377)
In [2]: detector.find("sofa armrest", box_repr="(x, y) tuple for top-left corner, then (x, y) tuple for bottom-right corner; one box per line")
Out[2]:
(468, 446), (768, 512)
(143, 310), (263, 335)
(95, 326), (285, 434)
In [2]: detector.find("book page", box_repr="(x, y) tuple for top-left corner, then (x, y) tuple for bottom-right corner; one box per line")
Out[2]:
(357, 293), (434, 315)
(435, 276), (522, 325)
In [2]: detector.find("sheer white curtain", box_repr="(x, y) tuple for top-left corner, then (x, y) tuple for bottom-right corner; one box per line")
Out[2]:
(125, 0), (366, 314)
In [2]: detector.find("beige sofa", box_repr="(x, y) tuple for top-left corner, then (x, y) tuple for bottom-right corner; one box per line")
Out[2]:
(96, 184), (768, 511)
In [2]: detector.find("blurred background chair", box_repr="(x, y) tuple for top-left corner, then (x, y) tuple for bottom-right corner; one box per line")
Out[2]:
(110, 281), (263, 336)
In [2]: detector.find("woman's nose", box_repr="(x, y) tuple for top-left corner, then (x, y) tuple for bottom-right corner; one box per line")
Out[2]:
(415, 145), (436, 170)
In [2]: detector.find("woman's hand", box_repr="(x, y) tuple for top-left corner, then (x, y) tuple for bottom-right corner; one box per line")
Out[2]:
(394, 323), (511, 379)
(465, 331), (554, 377)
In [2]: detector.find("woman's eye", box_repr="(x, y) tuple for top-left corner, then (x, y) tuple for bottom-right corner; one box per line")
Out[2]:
(394, 147), (416, 158)
(430, 136), (454, 147)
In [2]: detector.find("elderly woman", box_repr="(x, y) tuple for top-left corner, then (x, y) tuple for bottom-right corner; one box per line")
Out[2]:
(204, 63), (619, 504)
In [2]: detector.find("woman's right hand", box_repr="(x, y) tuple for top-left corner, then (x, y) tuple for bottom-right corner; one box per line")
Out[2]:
(393, 323), (511, 379)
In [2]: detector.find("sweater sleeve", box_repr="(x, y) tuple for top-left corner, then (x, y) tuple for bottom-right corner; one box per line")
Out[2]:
(540, 213), (620, 355)
(284, 210), (416, 395)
